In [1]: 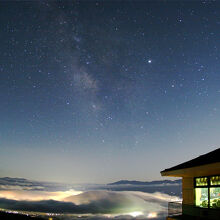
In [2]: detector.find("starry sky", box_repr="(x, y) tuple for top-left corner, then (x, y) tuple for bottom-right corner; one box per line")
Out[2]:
(1, 1), (220, 184)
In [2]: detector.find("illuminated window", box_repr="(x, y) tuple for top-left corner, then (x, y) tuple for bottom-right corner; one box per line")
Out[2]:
(195, 176), (220, 209)
(195, 177), (208, 186)
(210, 176), (220, 186)
(195, 188), (208, 207)
(210, 187), (220, 208)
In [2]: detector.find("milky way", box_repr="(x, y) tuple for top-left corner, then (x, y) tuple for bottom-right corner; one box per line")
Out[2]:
(1, 1), (220, 183)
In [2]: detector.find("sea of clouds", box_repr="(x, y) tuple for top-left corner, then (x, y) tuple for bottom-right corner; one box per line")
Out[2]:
(0, 177), (181, 219)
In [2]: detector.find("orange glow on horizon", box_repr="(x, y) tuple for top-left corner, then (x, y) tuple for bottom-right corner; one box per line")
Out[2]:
(0, 189), (82, 201)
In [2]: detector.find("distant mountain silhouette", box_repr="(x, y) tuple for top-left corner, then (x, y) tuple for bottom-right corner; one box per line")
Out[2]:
(1, 177), (28, 182)
(108, 179), (181, 186)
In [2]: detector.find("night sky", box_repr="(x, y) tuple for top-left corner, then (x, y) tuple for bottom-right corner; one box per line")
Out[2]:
(1, 1), (220, 183)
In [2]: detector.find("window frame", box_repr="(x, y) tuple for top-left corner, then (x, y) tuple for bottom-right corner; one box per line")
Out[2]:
(194, 175), (220, 209)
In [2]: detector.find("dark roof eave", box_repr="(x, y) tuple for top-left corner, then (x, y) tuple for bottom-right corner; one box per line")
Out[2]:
(160, 148), (220, 174)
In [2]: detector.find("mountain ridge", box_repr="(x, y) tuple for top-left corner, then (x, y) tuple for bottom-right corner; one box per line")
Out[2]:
(108, 179), (181, 186)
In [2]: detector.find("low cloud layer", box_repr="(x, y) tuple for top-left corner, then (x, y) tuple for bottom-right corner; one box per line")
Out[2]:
(0, 190), (180, 219)
(0, 178), (181, 219)
(0, 189), (82, 201)
(0, 177), (82, 192)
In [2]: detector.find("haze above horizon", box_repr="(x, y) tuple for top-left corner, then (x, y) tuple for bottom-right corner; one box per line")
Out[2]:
(1, 1), (220, 184)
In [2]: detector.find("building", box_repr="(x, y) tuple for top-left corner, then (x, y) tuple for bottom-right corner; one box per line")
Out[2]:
(161, 148), (220, 220)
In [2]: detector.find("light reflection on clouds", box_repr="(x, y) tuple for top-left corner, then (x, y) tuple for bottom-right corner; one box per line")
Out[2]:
(0, 178), (181, 219)
(0, 189), (82, 201)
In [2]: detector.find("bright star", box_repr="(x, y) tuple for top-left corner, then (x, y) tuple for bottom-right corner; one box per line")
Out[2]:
(148, 60), (152, 63)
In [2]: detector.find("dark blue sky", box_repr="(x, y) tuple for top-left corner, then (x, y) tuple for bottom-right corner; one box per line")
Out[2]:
(1, 1), (220, 183)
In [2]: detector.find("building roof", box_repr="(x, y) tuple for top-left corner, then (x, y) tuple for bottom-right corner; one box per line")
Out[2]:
(161, 148), (220, 173)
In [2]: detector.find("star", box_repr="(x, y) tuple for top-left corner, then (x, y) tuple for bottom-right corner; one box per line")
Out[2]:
(1, 0), (220, 186)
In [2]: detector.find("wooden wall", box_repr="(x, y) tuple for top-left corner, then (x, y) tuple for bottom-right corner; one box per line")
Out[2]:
(182, 177), (194, 205)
